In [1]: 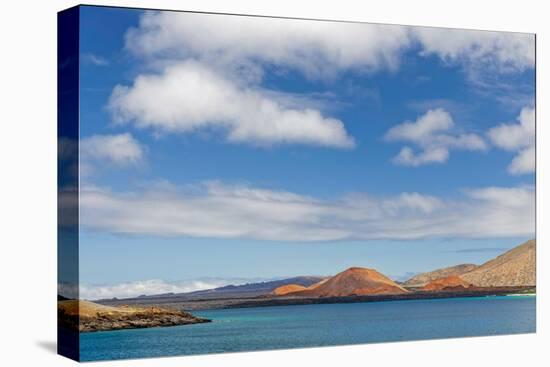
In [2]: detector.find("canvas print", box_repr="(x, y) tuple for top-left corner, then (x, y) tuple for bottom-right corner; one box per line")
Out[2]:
(58, 5), (536, 362)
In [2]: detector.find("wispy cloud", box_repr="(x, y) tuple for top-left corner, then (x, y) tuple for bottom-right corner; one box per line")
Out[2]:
(414, 28), (535, 105)
(73, 181), (535, 242)
(82, 53), (109, 66)
(414, 28), (534, 74)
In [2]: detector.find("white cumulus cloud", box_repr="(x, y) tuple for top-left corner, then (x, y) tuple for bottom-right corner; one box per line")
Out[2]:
(125, 11), (534, 78)
(385, 108), (487, 166)
(109, 61), (355, 148)
(488, 106), (535, 175)
(125, 11), (412, 79)
(112, 12), (535, 149)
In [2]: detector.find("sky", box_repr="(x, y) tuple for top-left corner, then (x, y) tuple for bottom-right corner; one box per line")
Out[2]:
(73, 5), (535, 300)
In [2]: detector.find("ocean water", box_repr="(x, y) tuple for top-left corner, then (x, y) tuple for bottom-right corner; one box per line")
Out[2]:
(79, 296), (535, 361)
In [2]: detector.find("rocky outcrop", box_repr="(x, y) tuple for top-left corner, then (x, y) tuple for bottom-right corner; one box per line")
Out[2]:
(287, 267), (408, 297)
(461, 239), (536, 287)
(58, 300), (210, 332)
(403, 264), (478, 288)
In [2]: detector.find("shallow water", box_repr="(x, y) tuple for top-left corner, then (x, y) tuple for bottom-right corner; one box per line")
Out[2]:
(80, 296), (535, 361)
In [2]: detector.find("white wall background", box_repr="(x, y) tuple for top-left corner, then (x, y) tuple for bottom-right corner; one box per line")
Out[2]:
(0, 0), (547, 366)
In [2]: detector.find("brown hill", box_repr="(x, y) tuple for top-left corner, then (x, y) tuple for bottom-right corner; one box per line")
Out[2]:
(288, 267), (408, 297)
(421, 275), (472, 291)
(58, 300), (209, 332)
(403, 264), (478, 288)
(272, 284), (307, 295)
(461, 239), (536, 287)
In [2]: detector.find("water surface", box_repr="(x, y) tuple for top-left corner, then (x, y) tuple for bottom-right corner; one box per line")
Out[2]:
(80, 296), (535, 361)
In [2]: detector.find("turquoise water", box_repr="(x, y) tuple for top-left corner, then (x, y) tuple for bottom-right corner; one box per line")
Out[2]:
(80, 296), (535, 361)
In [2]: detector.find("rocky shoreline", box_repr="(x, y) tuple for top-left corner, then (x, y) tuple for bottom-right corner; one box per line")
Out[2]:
(58, 300), (211, 333)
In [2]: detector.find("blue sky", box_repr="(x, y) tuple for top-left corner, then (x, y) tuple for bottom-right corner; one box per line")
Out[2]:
(74, 6), (535, 299)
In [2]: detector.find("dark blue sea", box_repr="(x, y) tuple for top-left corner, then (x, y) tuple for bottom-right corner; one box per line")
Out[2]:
(79, 296), (536, 361)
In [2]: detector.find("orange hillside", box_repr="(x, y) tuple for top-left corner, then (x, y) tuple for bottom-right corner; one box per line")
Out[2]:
(288, 267), (408, 297)
(272, 284), (307, 296)
(421, 275), (472, 291)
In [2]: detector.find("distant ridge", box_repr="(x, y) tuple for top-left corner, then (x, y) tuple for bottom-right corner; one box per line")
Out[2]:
(286, 267), (408, 297)
(403, 264), (478, 288)
(183, 276), (326, 299)
(461, 239), (535, 287)
(96, 276), (326, 302)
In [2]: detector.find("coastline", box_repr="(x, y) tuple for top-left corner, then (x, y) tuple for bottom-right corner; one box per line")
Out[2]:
(97, 286), (536, 311)
(216, 287), (537, 310)
(58, 300), (211, 333)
